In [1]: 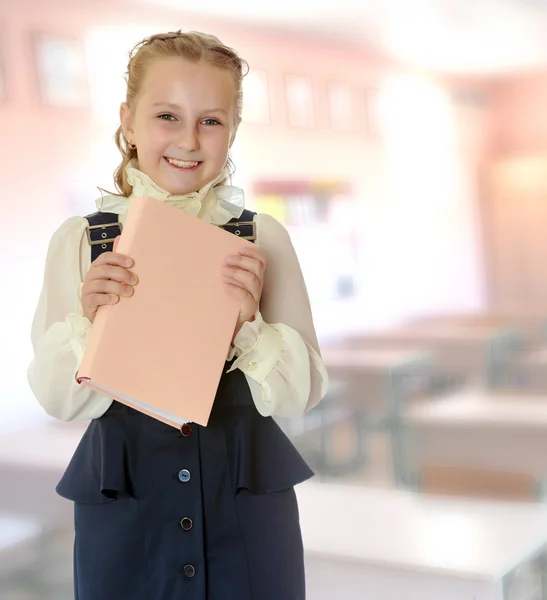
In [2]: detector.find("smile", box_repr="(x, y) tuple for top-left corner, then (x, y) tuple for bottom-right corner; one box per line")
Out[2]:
(164, 157), (202, 171)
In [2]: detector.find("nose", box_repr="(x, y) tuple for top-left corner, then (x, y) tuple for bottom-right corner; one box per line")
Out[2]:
(175, 123), (199, 152)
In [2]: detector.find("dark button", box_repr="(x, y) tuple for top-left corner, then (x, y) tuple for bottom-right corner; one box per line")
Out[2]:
(180, 517), (193, 531)
(178, 469), (191, 483)
(184, 564), (195, 578)
(181, 424), (192, 437)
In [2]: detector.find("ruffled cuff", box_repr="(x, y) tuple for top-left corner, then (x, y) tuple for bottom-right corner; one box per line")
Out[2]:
(226, 345), (238, 362)
(226, 311), (284, 382)
(65, 313), (92, 366)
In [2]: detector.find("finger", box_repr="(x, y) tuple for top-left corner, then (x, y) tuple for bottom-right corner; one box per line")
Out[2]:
(113, 235), (121, 252)
(87, 265), (138, 285)
(222, 273), (261, 304)
(226, 273), (261, 304)
(222, 280), (247, 301)
(232, 246), (266, 268)
(224, 255), (264, 279)
(223, 276), (246, 291)
(222, 266), (261, 293)
(235, 243), (263, 256)
(92, 251), (134, 269)
(85, 279), (134, 298)
(222, 262), (262, 283)
(85, 292), (120, 312)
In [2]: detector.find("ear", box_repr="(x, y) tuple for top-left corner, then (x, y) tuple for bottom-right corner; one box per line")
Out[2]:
(120, 102), (135, 142)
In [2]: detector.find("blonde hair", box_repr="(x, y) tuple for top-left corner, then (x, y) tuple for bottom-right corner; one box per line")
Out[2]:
(114, 30), (248, 197)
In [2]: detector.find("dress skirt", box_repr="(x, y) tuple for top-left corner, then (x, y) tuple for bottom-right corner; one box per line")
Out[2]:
(56, 367), (314, 600)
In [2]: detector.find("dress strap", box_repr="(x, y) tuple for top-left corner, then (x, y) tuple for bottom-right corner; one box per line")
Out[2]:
(84, 208), (257, 263)
(219, 209), (257, 243)
(84, 211), (123, 262)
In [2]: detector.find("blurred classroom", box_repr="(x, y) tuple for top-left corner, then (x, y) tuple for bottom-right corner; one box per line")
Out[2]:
(5, 0), (547, 598)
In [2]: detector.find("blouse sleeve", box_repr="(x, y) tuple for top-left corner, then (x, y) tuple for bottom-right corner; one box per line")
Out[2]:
(27, 216), (114, 421)
(227, 213), (329, 418)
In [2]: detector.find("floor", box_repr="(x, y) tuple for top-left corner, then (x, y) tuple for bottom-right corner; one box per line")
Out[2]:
(0, 422), (83, 600)
(0, 468), (75, 599)
(1, 525), (74, 600)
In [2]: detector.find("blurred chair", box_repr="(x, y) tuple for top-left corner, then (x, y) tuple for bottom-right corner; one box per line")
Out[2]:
(279, 348), (435, 485)
(403, 387), (547, 501)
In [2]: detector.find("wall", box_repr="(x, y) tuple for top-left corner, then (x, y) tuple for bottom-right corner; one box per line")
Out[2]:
(488, 71), (547, 157)
(475, 70), (547, 311)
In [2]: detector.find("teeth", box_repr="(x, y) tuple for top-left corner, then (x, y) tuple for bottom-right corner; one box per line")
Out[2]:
(167, 158), (199, 168)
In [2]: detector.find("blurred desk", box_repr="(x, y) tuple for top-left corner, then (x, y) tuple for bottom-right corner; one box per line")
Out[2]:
(321, 348), (433, 413)
(404, 387), (547, 499)
(0, 423), (85, 471)
(299, 482), (547, 600)
(0, 423), (86, 525)
(408, 312), (547, 347)
(0, 514), (43, 581)
(341, 323), (522, 388)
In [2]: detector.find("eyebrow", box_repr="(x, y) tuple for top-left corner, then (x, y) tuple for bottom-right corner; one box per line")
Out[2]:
(152, 102), (228, 115)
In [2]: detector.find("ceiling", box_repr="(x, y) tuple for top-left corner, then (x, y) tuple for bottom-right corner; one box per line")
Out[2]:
(128, 0), (547, 74)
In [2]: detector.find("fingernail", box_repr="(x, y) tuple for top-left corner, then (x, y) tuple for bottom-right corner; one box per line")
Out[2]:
(130, 274), (138, 285)
(110, 295), (119, 304)
(125, 258), (133, 267)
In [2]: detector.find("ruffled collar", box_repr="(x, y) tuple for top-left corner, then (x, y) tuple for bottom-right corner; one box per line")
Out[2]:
(96, 161), (245, 225)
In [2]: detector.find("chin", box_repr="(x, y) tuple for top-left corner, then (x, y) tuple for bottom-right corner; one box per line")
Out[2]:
(174, 180), (204, 195)
(157, 176), (198, 196)
(171, 186), (197, 195)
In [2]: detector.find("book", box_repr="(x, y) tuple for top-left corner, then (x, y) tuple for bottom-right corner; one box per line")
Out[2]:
(77, 195), (255, 427)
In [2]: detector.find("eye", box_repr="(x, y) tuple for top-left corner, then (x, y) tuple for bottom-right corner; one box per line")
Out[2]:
(158, 114), (176, 121)
(201, 118), (220, 126)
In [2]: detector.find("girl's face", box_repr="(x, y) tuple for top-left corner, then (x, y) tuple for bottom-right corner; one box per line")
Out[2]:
(121, 57), (237, 195)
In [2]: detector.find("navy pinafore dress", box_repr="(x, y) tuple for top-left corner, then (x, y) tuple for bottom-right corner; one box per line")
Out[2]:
(56, 210), (314, 600)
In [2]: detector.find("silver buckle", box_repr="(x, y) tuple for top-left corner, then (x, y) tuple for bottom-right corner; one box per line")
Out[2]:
(86, 222), (123, 246)
(220, 220), (256, 241)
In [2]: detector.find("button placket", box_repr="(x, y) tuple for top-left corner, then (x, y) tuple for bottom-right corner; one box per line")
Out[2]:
(177, 422), (199, 582)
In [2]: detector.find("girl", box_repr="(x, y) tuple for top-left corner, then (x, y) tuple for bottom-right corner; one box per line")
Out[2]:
(28, 31), (328, 600)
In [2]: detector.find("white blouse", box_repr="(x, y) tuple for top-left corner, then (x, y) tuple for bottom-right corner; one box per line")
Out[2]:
(27, 165), (329, 423)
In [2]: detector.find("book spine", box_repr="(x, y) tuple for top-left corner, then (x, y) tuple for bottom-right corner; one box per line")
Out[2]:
(77, 198), (146, 383)
(115, 196), (144, 257)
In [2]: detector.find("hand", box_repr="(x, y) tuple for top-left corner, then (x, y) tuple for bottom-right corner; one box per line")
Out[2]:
(222, 246), (266, 343)
(82, 237), (138, 323)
